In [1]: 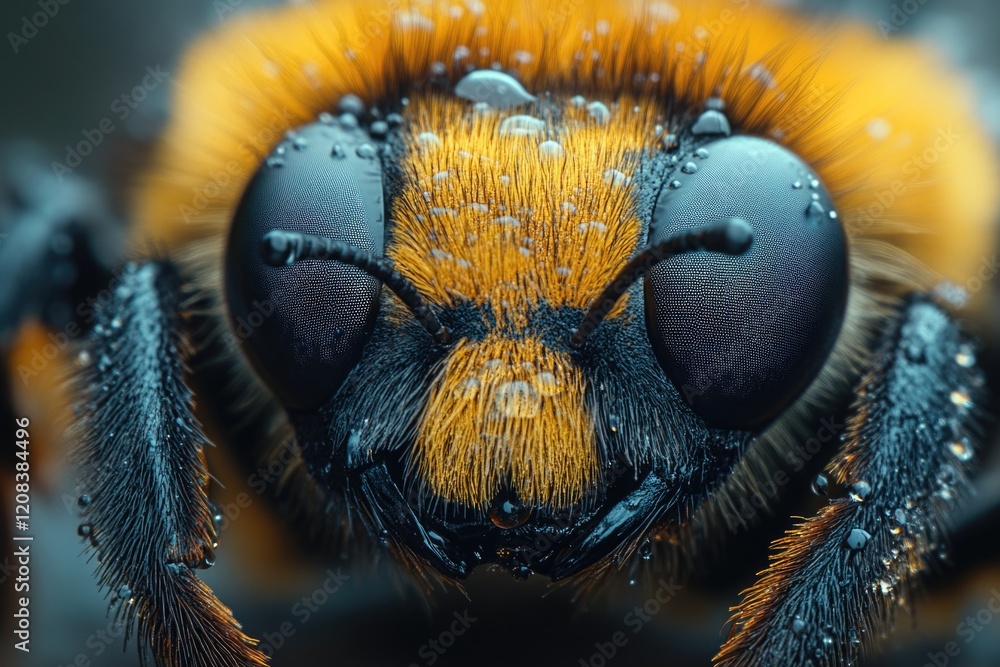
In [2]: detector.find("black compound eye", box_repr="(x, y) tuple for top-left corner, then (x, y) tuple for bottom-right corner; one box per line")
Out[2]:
(225, 120), (385, 409)
(645, 135), (849, 430)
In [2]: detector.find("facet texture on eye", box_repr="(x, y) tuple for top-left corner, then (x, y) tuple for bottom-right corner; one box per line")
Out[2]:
(224, 120), (383, 409)
(644, 135), (849, 429)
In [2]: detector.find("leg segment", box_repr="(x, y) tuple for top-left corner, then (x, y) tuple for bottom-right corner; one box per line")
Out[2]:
(715, 296), (983, 667)
(74, 261), (267, 667)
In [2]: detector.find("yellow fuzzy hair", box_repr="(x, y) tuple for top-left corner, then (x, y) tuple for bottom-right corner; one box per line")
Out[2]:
(118, 0), (997, 509)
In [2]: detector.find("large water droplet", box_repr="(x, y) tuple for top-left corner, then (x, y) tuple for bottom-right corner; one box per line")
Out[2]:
(587, 101), (611, 124)
(845, 528), (872, 551)
(811, 473), (829, 497)
(455, 70), (537, 108)
(495, 381), (541, 418)
(691, 109), (731, 136)
(499, 115), (546, 137)
(489, 488), (532, 529)
(948, 439), (973, 462)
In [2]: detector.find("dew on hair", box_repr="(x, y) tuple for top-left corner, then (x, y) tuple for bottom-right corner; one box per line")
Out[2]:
(955, 345), (975, 368)
(792, 617), (806, 634)
(492, 215), (521, 227)
(416, 132), (442, 149)
(467, 202), (490, 213)
(662, 133), (679, 151)
(535, 371), (561, 397)
(810, 473), (829, 497)
(587, 101), (612, 124)
(866, 118), (891, 141)
(691, 109), (731, 136)
(453, 45), (471, 62)
(432, 170), (451, 183)
(337, 94), (366, 118)
(950, 390), (971, 409)
(453, 377), (481, 401)
(948, 439), (973, 462)
(603, 169), (631, 186)
(539, 140), (565, 158)
(456, 70), (537, 108)
(513, 50), (534, 65)
(338, 113), (360, 129)
(499, 115), (546, 137)
(845, 528), (872, 551)
(849, 480), (872, 502)
(495, 381), (541, 418)
(747, 63), (777, 89)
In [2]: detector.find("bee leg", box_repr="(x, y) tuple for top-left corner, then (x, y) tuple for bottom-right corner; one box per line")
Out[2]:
(715, 295), (982, 667)
(74, 261), (267, 667)
(0, 147), (122, 346)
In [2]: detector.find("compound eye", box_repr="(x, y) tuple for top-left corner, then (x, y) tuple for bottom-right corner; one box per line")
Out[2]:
(645, 136), (848, 429)
(225, 121), (385, 409)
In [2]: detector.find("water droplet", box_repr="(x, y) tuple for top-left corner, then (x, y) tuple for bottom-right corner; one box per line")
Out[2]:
(453, 377), (481, 400)
(811, 473), (829, 496)
(489, 488), (532, 529)
(535, 371), (561, 397)
(499, 115), (546, 137)
(538, 140), (565, 158)
(495, 381), (541, 418)
(662, 133), (679, 151)
(792, 618), (807, 634)
(879, 579), (893, 594)
(691, 109), (731, 136)
(265, 156), (285, 168)
(948, 439), (973, 462)
(866, 118), (891, 141)
(492, 215), (521, 227)
(845, 528), (872, 551)
(603, 169), (631, 186)
(849, 480), (872, 502)
(455, 70), (536, 108)
(78, 494), (92, 508)
(639, 541), (654, 561)
(338, 94), (366, 118)
(331, 143), (347, 159)
(668, 179), (682, 190)
(416, 132), (441, 149)
(955, 346), (975, 368)
(807, 201), (826, 217)
(338, 113), (359, 129)
(681, 161), (698, 174)
(118, 585), (131, 599)
(432, 170), (451, 183)
(694, 147), (710, 159)
(608, 414), (620, 433)
(77, 523), (92, 538)
(586, 101), (611, 124)
(355, 143), (377, 159)
(950, 390), (971, 409)
(569, 95), (587, 108)
(792, 181), (803, 189)
(369, 120), (389, 138)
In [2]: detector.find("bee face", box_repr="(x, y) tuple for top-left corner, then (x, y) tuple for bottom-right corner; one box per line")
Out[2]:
(224, 74), (851, 577)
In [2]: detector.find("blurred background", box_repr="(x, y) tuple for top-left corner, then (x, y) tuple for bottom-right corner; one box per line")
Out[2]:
(1, 0), (999, 665)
